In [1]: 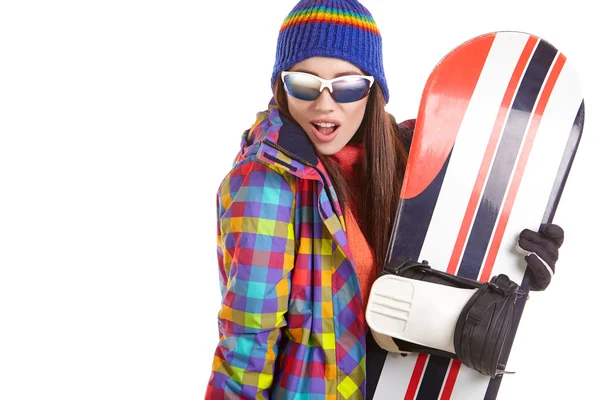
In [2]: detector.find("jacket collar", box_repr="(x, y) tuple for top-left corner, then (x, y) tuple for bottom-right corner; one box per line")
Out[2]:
(241, 99), (329, 183)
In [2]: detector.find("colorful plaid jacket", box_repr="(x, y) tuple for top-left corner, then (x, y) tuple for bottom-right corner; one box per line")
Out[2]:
(206, 100), (414, 400)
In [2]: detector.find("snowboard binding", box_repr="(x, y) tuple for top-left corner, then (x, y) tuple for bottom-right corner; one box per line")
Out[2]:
(366, 257), (526, 377)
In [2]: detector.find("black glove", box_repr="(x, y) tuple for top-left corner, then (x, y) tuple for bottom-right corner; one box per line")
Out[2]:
(515, 223), (564, 291)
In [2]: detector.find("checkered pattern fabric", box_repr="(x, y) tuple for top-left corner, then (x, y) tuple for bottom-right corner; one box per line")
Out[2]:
(206, 100), (367, 399)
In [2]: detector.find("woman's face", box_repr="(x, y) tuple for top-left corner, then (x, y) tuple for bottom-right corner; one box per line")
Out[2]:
(285, 57), (369, 155)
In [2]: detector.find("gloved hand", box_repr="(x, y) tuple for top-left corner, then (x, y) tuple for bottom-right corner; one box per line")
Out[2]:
(515, 223), (564, 291)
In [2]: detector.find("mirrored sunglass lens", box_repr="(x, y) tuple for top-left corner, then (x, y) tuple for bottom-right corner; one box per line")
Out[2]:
(332, 78), (370, 103)
(284, 74), (321, 101)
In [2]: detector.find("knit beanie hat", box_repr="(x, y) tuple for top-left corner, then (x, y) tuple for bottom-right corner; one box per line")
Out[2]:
(271, 0), (389, 103)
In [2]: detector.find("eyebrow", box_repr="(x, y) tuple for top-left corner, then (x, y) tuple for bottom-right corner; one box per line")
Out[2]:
(292, 69), (362, 78)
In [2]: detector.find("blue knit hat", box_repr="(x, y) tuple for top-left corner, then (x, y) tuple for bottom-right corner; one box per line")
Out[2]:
(271, 0), (389, 103)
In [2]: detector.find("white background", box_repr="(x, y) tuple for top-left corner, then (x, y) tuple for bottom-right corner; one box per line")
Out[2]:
(0, 1), (597, 399)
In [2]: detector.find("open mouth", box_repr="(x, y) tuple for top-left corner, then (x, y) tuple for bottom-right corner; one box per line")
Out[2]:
(311, 122), (339, 135)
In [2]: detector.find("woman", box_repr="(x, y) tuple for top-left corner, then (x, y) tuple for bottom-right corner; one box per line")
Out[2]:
(205, 1), (563, 399)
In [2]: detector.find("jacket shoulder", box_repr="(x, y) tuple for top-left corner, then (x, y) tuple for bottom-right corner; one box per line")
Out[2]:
(217, 157), (297, 213)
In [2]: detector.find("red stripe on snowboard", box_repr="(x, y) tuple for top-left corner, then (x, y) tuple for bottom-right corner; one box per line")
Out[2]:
(446, 36), (538, 276)
(440, 359), (462, 400)
(479, 53), (566, 282)
(404, 354), (428, 400)
(401, 34), (495, 199)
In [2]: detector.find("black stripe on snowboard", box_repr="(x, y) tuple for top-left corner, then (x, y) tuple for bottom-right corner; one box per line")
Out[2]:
(387, 150), (453, 262)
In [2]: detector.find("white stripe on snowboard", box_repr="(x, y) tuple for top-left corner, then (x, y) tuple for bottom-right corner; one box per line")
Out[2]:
(372, 353), (419, 399)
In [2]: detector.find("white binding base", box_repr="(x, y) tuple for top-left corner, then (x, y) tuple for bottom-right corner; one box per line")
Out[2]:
(365, 274), (478, 354)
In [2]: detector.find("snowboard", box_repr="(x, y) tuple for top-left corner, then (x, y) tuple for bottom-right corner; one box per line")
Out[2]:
(366, 31), (584, 399)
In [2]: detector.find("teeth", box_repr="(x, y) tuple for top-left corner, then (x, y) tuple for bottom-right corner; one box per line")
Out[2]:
(314, 122), (337, 128)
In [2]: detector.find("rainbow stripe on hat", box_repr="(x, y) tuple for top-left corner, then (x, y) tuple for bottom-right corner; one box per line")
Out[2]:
(280, 5), (380, 36)
(272, 0), (389, 102)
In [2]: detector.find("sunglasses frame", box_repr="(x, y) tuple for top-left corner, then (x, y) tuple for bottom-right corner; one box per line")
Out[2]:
(280, 71), (375, 103)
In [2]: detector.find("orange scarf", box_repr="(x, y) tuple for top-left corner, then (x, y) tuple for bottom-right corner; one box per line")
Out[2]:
(330, 144), (377, 313)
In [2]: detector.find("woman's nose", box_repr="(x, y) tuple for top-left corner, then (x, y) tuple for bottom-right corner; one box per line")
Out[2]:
(314, 88), (336, 112)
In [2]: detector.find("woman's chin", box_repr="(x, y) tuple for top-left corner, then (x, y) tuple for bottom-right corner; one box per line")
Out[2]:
(306, 130), (352, 156)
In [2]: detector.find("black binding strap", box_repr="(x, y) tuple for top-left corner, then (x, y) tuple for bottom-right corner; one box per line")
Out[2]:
(454, 274), (523, 376)
(380, 257), (525, 377)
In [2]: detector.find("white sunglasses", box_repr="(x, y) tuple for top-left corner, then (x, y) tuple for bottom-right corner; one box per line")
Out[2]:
(281, 71), (375, 103)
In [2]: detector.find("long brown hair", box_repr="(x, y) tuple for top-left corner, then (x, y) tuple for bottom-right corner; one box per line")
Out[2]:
(273, 80), (408, 269)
